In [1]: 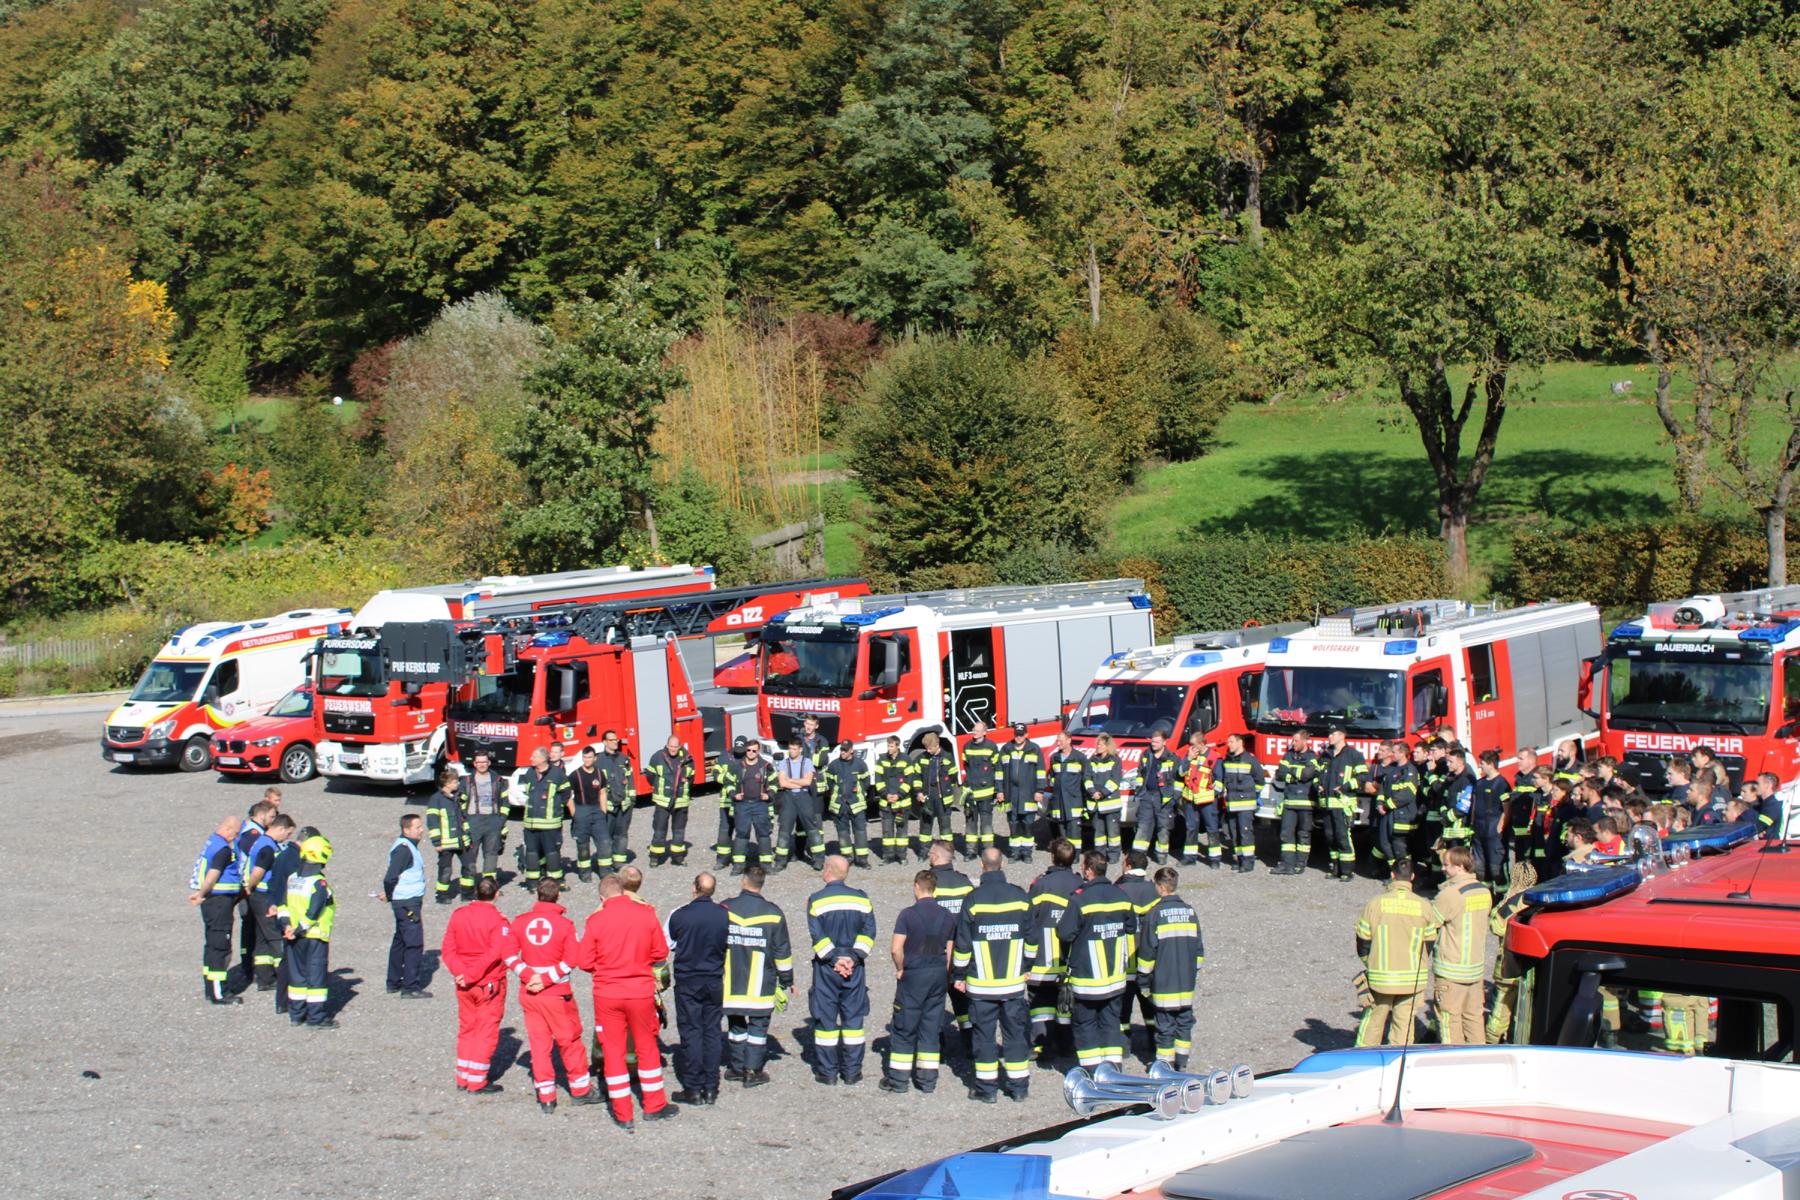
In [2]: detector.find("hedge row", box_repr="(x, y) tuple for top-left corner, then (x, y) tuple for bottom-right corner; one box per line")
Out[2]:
(1502, 517), (1782, 609)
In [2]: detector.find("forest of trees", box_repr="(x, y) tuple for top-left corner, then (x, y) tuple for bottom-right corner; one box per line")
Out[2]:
(0, 0), (1797, 637)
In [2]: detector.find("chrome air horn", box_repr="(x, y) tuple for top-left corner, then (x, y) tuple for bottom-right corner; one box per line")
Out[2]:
(1093, 1062), (1206, 1113)
(1148, 1060), (1256, 1103)
(1062, 1067), (1183, 1120)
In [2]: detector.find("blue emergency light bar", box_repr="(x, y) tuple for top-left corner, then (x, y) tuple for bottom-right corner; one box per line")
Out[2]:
(1383, 639), (1417, 655)
(1739, 621), (1800, 642)
(1521, 865), (1641, 910)
(1130, 593), (1152, 609)
(1662, 822), (1759, 856)
(195, 623), (246, 647)
(855, 1153), (1054, 1200)
(1268, 638), (1290, 654)
(1180, 651), (1222, 668)
(839, 607), (903, 627)
(530, 632), (572, 648)
(1609, 622), (1644, 641)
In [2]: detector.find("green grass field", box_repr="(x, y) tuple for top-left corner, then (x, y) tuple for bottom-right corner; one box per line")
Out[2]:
(1107, 361), (1752, 582)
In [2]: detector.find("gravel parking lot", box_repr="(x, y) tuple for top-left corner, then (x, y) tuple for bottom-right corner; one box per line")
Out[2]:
(1, 705), (1385, 1199)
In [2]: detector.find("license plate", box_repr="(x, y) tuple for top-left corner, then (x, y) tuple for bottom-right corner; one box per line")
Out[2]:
(217, 756), (241, 766)
(112, 752), (135, 762)
(342, 755), (363, 767)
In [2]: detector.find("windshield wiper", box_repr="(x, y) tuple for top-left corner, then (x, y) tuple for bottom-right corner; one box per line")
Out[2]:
(1614, 713), (1684, 733)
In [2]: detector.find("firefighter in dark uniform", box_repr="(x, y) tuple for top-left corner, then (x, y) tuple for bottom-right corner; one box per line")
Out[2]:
(1026, 839), (1081, 1057)
(713, 736), (746, 868)
(883, 870), (957, 1093)
(519, 749), (566, 888)
(1373, 739), (1420, 879)
(871, 735), (911, 863)
(953, 847), (1037, 1103)
(798, 715), (832, 771)
(998, 723), (1045, 862)
(820, 741), (872, 867)
(1213, 732), (1265, 872)
(646, 735), (695, 866)
(1318, 727), (1367, 882)
(667, 872), (730, 1105)
(425, 768), (474, 902)
(1044, 731), (1090, 849)
(731, 741), (777, 874)
(191, 815), (245, 1004)
(805, 856), (876, 1085)
(595, 730), (635, 868)
(1364, 741), (1396, 870)
(1417, 737), (1451, 859)
(908, 732), (959, 861)
(569, 746), (611, 882)
(1177, 731), (1219, 867)
(774, 736), (824, 870)
(1132, 730), (1181, 863)
(1086, 733), (1126, 862)
(458, 752), (508, 883)
(923, 840), (975, 1045)
(1504, 748), (1543, 870)
(960, 719), (1001, 860)
(722, 866), (793, 1087)
(1272, 733), (1319, 876)
(1114, 850), (1159, 1052)
(1134, 866), (1204, 1069)
(1055, 850), (1138, 1069)
(1469, 749), (1511, 886)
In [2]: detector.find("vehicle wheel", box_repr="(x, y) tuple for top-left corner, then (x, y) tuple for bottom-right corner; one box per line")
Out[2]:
(280, 743), (316, 784)
(178, 736), (212, 773)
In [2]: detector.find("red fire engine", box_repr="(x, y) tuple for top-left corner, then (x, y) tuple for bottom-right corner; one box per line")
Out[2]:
(311, 565), (715, 786)
(1591, 587), (1800, 796)
(388, 578), (869, 796)
(754, 580), (1155, 754)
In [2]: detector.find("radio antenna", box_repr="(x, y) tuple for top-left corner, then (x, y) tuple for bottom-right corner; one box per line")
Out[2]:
(1382, 877), (1433, 1126)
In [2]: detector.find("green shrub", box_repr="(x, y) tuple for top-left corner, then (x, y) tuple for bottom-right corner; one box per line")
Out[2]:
(1154, 533), (1449, 633)
(1501, 517), (1780, 608)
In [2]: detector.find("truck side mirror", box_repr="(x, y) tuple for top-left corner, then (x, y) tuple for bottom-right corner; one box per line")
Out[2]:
(869, 637), (902, 691)
(1432, 680), (1449, 719)
(202, 687), (220, 708)
(1578, 656), (1601, 720)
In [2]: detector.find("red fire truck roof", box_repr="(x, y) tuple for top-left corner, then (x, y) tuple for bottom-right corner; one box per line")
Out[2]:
(1507, 832), (1800, 963)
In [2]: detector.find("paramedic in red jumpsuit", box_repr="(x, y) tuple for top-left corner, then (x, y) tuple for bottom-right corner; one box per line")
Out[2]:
(507, 879), (598, 1113)
(439, 876), (511, 1093)
(578, 873), (680, 1129)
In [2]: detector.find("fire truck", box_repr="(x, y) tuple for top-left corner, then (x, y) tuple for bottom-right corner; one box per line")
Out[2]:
(102, 609), (351, 772)
(1066, 623), (1309, 775)
(754, 580), (1155, 756)
(392, 578), (869, 796)
(1591, 587), (1800, 796)
(311, 565), (715, 786)
(1251, 599), (1603, 783)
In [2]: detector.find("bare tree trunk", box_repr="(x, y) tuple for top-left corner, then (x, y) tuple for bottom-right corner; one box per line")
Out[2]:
(1765, 505), (1788, 587)
(1086, 241), (1102, 328)
(1244, 156), (1263, 247)
(1441, 505), (1471, 586)
(1400, 360), (1509, 590)
(1647, 323), (1706, 511)
(644, 498), (660, 555)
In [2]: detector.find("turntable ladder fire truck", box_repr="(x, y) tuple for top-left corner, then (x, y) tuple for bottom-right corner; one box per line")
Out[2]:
(389, 578), (869, 796)
(1593, 586), (1800, 797)
(755, 579), (1155, 759)
(1252, 599), (1603, 804)
(311, 565), (716, 786)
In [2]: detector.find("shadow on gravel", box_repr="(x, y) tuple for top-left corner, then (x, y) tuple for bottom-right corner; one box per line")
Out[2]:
(490, 1027), (523, 1082)
(1294, 1016), (1357, 1052)
(325, 968), (361, 1018)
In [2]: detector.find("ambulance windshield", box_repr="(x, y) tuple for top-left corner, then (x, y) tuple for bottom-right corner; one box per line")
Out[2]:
(129, 659), (207, 703)
(761, 628), (859, 696)
(1605, 651), (1769, 730)
(1255, 667), (1403, 734)
(1067, 682), (1187, 739)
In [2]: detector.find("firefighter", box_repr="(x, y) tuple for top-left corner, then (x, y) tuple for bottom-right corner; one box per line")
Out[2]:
(1365, 741), (1398, 872)
(1271, 734), (1319, 876)
(595, 730), (635, 868)
(278, 834), (338, 1029)
(1406, 742), (1435, 862)
(425, 768), (474, 903)
(1318, 727), (1367, 882)
(519, 749), (566, 888)
(927, 840), (975, 1044)
(667, 872), (729, 1106)
(578, 873), (679, 1128)
(1114, 850), (1158, 1050)
(872, 735), (912, 863)
(775, 736), (824, 870)
(820, 741), (872, 867)
(268, 823), (311, 1017)
(1354, 859), (1440, 1046)
(1044, 731), (1090, 849)
(1132, 730), (1181, 863)
(1056, 850), (1137, 1069)
(1086, 733), (1126, 863)
(646, 734), (695, 867)
(1484, 861), (1537, 1043)
(1439, 746), (1478, 850)
(1372, 740), (1420, 880)
(441, 876), (512, 1094)
(377, 813), (431, 999)
(190, 815), (245, 1005)
(713, 736), (745, 868)
(234, 800), (276, 984)
(884, 869), (956, 1093)
(1176, 731), (1220, 868)
(569, 745), (611, 882)
(1504, 747), (1542, 868)
(1431, 844), (1491, 1045)
(1026, 838), (1081, 1058)
(238, 812), (293, 990)
(1469, 750), (1510, 885)
(806, 856), (876, 1085)
(1213, 732), (1264, 873)
(909, 732), (959, 860)
(1134, 866), (1204, 1068)
(954, 847), (1036, 1103)
(458, 751), (508, 884)
(722, 866), (795, 1088)
(998, 722), (1045, 862)
(798, 714), (832, 768)
(506, 879), (598, 1114)
(731, 740), (777, 875)
(960, 718), (1001, 859)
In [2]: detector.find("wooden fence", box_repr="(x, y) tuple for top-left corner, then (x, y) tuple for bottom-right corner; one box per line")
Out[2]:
(752, 515), (827, 577)
(0, 638), (106, 669)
